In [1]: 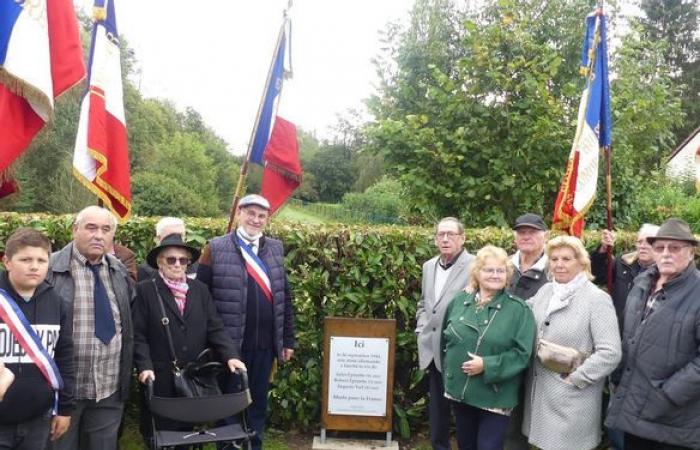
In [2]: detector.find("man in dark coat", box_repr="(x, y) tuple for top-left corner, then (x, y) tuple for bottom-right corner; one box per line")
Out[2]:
(47, 206), (134, 450)
(591, 224), (659, 333)
(606, 218), (700, 450)
(505, 212), (548, 450)
(197, 194), (295, 450)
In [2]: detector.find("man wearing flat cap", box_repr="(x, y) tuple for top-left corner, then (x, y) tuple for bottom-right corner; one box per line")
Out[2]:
(606, 218), (700, 450)
(508, 213), (549, 301)
(197, 194), (295, 450)
(505, 212), (549, 450)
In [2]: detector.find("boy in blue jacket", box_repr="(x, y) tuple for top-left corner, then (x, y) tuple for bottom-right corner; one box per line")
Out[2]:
(0, 228), (74, 449)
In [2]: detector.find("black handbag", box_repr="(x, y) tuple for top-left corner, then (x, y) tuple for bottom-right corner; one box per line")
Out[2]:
(153, 280), (224, 397)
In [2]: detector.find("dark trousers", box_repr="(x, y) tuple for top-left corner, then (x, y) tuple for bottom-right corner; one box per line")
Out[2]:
(503, 399), (528, 450)
(0, 410), (51, 450)
(221, 349), (274, 450)
(625, 433), (691, 450)
(51, 391), (124, 450)
(451, 401), (510, 450)
(428, 362), (451, 450)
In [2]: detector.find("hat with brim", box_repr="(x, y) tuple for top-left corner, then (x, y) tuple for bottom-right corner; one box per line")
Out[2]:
(146, 233), (201, 268)
(646, 218), (698, 246)
(512, 213), (547, 231)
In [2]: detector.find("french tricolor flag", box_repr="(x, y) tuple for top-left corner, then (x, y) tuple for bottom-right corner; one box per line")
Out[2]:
(250, 19), (302, 214)
(73, 0), (132, 222)
(0, 0), (85, 198)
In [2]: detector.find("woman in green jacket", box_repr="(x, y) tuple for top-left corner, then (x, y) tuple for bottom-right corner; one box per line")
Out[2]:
(441, 245), (536, 450)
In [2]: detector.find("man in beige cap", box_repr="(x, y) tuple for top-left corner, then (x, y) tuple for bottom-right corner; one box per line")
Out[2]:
(606, 218), (700, 450)
(197, 194), (295, 450)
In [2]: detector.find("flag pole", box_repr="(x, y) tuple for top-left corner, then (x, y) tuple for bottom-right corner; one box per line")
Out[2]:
(226, 5), (291, 232)
(598, 0), (615, 295)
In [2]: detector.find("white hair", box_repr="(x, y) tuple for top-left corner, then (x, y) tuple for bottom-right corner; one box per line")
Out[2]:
(156, 217), (186, 238)
(638, 223), (660, 237)
(74, 206), (118, 231)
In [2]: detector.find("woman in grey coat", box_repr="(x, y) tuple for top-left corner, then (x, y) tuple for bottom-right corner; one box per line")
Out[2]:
(522, 236), (622, 450)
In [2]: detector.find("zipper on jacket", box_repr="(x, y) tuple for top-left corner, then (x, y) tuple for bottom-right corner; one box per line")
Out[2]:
(460, 309), (500, 400)
(448, 324), (464, 342)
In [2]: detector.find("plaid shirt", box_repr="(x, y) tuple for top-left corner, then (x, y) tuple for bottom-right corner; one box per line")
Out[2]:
(71, 250), (122, 401)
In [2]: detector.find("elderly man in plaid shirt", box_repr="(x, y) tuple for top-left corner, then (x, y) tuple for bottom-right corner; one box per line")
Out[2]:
(47, 206), (134, 450)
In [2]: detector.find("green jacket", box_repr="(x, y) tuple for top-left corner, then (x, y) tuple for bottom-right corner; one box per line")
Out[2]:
(441, 289), (535, 409)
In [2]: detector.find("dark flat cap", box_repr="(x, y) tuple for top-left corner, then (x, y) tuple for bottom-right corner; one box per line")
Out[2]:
(513, 213), (547, 231)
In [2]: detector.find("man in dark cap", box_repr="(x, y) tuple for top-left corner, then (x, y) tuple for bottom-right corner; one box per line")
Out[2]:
(508, 213), (549, 301)
(197, 194), (295, 450)
(606, 218), (700, 450)
(504, 212), (549, 450)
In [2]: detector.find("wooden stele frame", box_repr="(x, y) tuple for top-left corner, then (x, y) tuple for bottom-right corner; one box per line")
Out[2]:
(321, 317), (396, 447)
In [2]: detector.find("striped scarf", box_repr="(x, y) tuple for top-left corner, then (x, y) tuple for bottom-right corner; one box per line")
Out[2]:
(159, 271), (189, 316)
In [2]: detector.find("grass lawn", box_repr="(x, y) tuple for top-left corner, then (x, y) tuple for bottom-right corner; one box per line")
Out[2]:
(275, 205), (327, 223)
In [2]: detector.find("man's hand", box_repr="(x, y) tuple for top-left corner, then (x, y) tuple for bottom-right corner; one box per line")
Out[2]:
(598, 229), (615, 253)
(0, 362), (14, 401)
(282, 348), (294, 362)
(50, 415), (71, 441)
(227, 358), (247, 372)
(138, 370), (155, 384)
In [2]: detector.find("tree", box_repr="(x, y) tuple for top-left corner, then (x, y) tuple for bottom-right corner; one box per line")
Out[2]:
(306, 144), (355, 202)
(640, 0), (700, 141)
(365, 0), (682, 227)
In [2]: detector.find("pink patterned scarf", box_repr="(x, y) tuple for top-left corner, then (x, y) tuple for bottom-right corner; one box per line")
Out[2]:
(159, 271), (189, 315)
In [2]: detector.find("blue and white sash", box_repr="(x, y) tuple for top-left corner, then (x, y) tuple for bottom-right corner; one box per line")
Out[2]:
(236, 235), (273, 302)
(0, 288), (63, 390)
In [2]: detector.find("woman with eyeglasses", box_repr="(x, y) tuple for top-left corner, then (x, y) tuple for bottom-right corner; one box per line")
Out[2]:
(131, 233), (246, 443)
(441, 245), (536, 450)
(522, 235), (621, 450)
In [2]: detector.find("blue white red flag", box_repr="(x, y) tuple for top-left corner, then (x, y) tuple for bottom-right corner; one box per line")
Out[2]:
(552, 11), (612, 237)
(248, 19), (302, 214)
(0, 0), (85, 198)
(73, 0), (132, 222)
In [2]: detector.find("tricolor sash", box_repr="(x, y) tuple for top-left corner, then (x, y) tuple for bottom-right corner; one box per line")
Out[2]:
(236, 235), (273, 303)
(0, 288), (63, 391)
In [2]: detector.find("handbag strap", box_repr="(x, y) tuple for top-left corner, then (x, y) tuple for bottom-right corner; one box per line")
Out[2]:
(152, 279), (180, 371)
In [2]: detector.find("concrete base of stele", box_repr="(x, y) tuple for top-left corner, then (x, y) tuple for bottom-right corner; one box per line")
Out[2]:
(312, 436), (399, 450)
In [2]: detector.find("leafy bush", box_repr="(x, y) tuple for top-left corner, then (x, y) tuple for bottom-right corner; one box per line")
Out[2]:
(0, 213), (639, 436)
(341, 177), (404, 224)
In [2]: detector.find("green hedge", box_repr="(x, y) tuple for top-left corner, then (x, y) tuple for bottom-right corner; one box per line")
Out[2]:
(0, 213), (635, 437)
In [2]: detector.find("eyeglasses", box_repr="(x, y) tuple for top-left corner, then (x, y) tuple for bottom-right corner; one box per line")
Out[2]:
(164, 256), (190, 266)
(480, 267), (507, 275)
(436, 231), (460, 239)
(651, 243), (690, 254)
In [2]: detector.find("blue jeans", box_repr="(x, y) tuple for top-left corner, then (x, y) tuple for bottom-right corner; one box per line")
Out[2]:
(220, 349), (274, 450)
(451, 401), (510, 450)
(0, 409), (51, 450)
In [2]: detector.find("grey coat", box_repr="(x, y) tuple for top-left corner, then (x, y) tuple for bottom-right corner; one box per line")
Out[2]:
(416, 250), (474, 371)
(605, 262), (700, 448)
(46, 243), (135, 402)
(522, 280), (621, 450)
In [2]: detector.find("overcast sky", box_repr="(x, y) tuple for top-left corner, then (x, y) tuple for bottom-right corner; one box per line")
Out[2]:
(74, 0), (414, 154)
